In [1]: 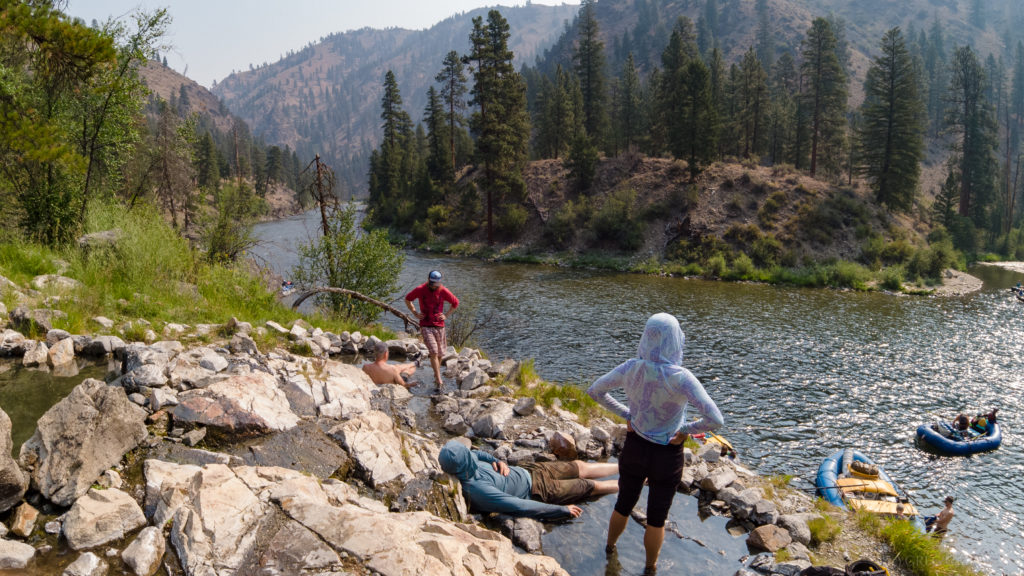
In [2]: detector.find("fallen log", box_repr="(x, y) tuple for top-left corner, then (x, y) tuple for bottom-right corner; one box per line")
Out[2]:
(290, 287), (420, 332)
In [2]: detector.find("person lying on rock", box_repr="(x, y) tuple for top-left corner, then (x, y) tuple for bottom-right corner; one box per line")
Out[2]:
(438, 439), (618, 521)
(362, 340), (416, 388)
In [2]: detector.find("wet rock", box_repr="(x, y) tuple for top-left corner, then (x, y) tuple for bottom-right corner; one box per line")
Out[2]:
(173, 371), (299, 434)
(497, 515), (544, 554)
(258, 519), (340, 575)
(513, 397), (536, 416)
(0, 539), (35, 569)
(122, 526), (165, 576)
(699, 466), (737, 493)
(778, 514), (811, 546)
(549, 431), (577, 460)
(62, 488), (146, 550)
(10, 502), (38, 538)
(330, 411), (439, 487)
(0, 408), (27, 513)
(19, 379), (147, 506)
(234, 422), (348, 480)
(747, 524), (791, 552)
(62, 551), (107, 576)
(22, 340), (48, 367)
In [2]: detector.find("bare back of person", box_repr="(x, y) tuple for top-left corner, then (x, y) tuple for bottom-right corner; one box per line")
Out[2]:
(362, 361), (412, 387)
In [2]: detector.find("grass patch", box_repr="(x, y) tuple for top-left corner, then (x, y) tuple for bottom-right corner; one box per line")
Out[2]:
(855, 510), (983, 576)
(762, 474), (794, 499)
(774, 547), (792, 563)
(0, 201), (396, 340)
(508, 359), (617, 425)
(807, 514), (841, 544)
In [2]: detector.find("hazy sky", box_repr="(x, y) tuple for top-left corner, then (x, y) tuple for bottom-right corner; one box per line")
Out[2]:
(66, 1), (580, 88)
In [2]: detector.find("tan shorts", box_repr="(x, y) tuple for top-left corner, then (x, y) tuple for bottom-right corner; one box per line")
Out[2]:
(421, 326), (446, 356)
(523, 461), (594, 505)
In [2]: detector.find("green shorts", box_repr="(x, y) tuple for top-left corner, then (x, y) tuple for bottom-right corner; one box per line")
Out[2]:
(523, 461), (595, 505)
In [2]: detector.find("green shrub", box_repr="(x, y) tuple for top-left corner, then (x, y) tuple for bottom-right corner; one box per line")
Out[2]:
(751, 235), (783, 268)
(546, 197), (590, 248)
(730, 253), (755, 279)
(496, 203), (528, 238)
(426, 204), (451, 234)
(759, 190), (788, 226)
(880, 266), (904, 291)
(705, 254), (727, 278)
(411, 220), (431, 243)
(590, 188), (643, 251)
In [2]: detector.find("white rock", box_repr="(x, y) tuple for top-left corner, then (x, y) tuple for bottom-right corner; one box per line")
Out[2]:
(62, 551), (107, 576)
(22, 340), (48, 367)
(62, 488), (147, 550)
(331, 411), (438, 487)
(198, 353), (228, 373)
(47, 337), (76, 367)
(0, 539), (35, 569)
(122, 526), (165, 576)
(149, 387), (178, 411)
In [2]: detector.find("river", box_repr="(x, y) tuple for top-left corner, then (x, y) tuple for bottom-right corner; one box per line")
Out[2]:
(251, 209), (1024, 575)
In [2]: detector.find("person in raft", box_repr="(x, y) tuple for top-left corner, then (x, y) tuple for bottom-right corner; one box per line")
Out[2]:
(405, 270), (458, 388)
(361, 340), (416, 388)
(587, 313), (724, 574)
(438, 439), (619, 521)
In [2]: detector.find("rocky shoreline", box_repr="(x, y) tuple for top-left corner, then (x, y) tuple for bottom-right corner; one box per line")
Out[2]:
(0, 273), (919, 576)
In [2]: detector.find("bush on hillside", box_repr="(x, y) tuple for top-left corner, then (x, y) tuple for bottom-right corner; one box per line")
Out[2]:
(590, 188), (643, 251)
(496, 203), (528, 238)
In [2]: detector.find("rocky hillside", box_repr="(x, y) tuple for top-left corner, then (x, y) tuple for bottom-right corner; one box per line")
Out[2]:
(139, 60), (235, 133)
(212, 3), (578, 193)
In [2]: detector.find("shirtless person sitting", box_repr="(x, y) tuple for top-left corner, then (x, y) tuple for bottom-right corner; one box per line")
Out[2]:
(362, 341), (416, 388)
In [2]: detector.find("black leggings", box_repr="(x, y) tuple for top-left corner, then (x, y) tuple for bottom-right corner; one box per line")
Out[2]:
(613, 431), (685, 528)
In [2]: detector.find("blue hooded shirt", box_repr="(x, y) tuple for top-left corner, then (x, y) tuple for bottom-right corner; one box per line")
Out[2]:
(587, 313), (724, 445)
(438, 440), (572, 521)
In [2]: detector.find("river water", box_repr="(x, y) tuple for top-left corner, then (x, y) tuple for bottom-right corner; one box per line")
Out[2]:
(252, 210), (1024, 575)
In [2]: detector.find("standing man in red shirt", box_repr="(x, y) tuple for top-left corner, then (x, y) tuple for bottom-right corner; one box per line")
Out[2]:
(405, 270), (459, 388)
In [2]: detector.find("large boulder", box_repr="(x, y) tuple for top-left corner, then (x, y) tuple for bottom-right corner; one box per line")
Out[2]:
(258, 519), (341, 575)
(0, 539), (35, 569)
(62, 488), (146, 550)
(778, 514), (812, 546)
(330, 410), (438, 488)
(0, 408), (27, 513)
(747, 524), (792, 552)
(19, 379), (147, 506)
(0, 329), (26, 356)
(47, 337), (75, 367)
(168, 465), (269, 575)
(9, 305), (66, 334)
(270, 475), (568, 576)
(173, 371), (299, 434)
(120, 344), (171, 390)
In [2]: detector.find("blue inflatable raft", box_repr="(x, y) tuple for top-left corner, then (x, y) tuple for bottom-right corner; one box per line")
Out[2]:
(815, 449), (925, 531)
(916, 421), (1001, 456)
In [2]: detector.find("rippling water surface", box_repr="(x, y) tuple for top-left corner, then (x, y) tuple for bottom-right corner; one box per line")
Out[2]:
(255, 211), (1024, 575)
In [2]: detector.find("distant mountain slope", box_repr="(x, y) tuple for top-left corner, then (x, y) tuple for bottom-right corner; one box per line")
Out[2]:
(139, 60), (234, 133)
(213, 3), (578, 194)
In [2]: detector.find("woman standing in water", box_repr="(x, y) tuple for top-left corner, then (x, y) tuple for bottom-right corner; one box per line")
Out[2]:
(587, 313), (724, 574)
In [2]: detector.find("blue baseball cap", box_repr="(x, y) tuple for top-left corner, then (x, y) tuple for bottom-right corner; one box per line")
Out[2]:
(428, 270), (442, 283)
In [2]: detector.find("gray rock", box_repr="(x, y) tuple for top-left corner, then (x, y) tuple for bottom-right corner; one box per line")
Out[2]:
(229, 333), (259, 355)
(698, 442), (721, 463)
(725, 487), (761, 519)
(45, 329), (72, 347)
(778, 514), (811, 546)
(773, 560), (812, 576)
(62, 488), (147, 550)
(513, 397), (536, 416)
(128, 393), (146, 406)
(122, 526), (165, 576)
(77, 229), (121, 251)
(265, 321), (289, 335)
(507, 450), (535, 466)
(19, 379), (147, 507)
(471, 402), (516, 439)
(442, 413), (468, 435)
(0, 539), (35, 569)
(22, 340), (48, 367)
(258, 519), (339, 576)
(0, 330), (26, 356)
(699, 466), (737, 493)
(90, 316), (115, 330)
(10, 305), (66, 333)
(79, 335), (124, 357)
(149, 387), (178, 411)
(0, 408), (27, 513)
(31, 274), (82, 292)
(198, 353), (228, 373)
(182, 428), (206, 447)
(750, 499), (779, 526)
(497, 515), (543, 553)
(62, 551), (108, 576)
(459, 367), (489, 390)
(44, 520), (60, 534)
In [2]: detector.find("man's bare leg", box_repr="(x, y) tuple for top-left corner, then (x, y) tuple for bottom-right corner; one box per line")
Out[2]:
(576, 461), (619, 479)
(591, 479), (618, 495)
(429, 354), (442, 386)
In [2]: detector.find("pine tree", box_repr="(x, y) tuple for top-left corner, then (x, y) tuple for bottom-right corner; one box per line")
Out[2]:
(369, 70), (413, 224)
(424, 86), (451, 187)
(946, 45), (998, 224)
(1011, 42), (1024, 145)
(617, 53), (643, 153)
(660, 17), (699, 161)
(738, 47), (769, 159)
(925, 20), (948, 137)
(436, 50), (468, 183)
(468, 10), (531, 244)
(679, 59), (718, 175)
(857, 28), (925, 212)
(800, 18), (848, 178)
(755, 0), (774, 70)
(574, 0), (607, 146)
